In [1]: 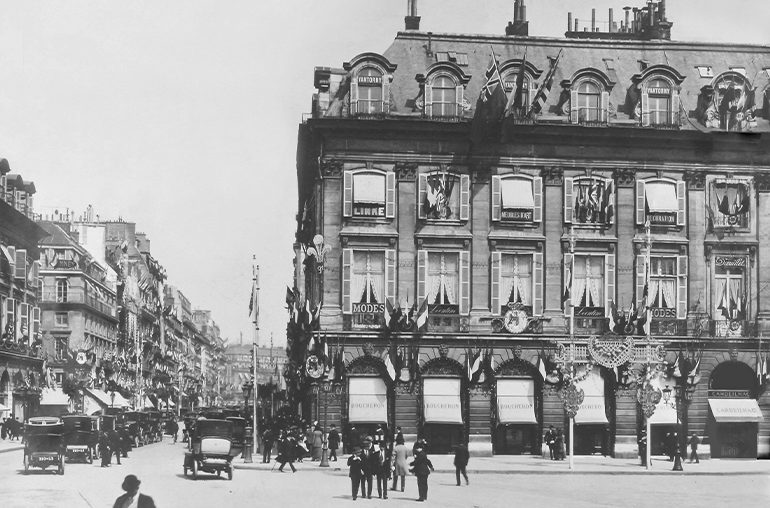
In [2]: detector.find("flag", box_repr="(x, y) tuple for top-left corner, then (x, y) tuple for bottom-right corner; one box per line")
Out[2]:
(286, 286), (296, 309)
(467, 349), (480, 381)
(717, 282), (730, 320)
(470, 350), (483, 383)
(562, 258), (573, 304)
(603, 179), (615, 224)
(470, 52), (507, 147)
(488, 349), (495, 372)
(762, 354), (768, 385)
(312, 303), (322, 328)
(383, 299), (401, 332)
(510, 48), (528, 118)
(608, 300), (618, 333)
(529, 50), (562, 116)
(384, 344), (397, 381)
(414, 298), (429, 332)
(757, 353), (764, 384)
(537, 351), (547, 380)
(672, 351), (683, 378)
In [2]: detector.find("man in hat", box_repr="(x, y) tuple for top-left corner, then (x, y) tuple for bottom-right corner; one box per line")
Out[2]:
(347, 446), (365, 500)
(361, 436), (376, 499)
(113, 474), (156, 508)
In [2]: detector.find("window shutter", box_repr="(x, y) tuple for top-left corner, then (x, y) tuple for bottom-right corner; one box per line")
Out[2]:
(385, 249), (397, 305)
(385, 172), (396, 218)
(349, 80), (359, 115)
(491, 175), (501, 222)
(490, 252), (501, 314)
(417, 173), (428, 219)
(563, 254), (573, 316)
(533, 252), (544, 316)
(676, 181), (686, 226)
(636, 180), (646, 225)
(533, 177), (543, 223)
(605, 254), (615, 317)
(459, 174), (470, 221)
(382, 76), (390, 114)
(459, 251), (470, 315)
(33, 306), (41, 338)
(636, 255), (646, 307)
(417, 250), (428, 305)
(670, 90), (680, 126)
(564, 177), (574, 223)
(14, 249), (27, 280)
(29, 260), (40, 284)
(7, 246), (16, 271)
(424, 83), (433, 117)
(570, 89), (579, 123)
(677, 255), (688, 319)
(601, 91), (610, 123)
(342, 248), (352, 314)
(343, 171), (353, 218)
(5, 298), (16, 339)
(455, 85), (464, 117)
(19, 303), (29, 340)
(641, 92), (650, 126)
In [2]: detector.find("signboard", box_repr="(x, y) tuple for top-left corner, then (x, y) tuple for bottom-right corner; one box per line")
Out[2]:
(650, 308), (677, 319)
(503, 81), (529, 92)
(358, 75), (382, 86)
(715, 257), (746, 268)
(647, 87), (671, 96)
(708, 389), (750, 399)
(429, 304), (458, 315)
(576, 307), (605, 318)
(351, 302), (385, 330)
(497, 379), (537, 424)
(423, 378), (463, 424)
(501, 208), (533, 222)
(348, 377), (388, 423)
(648, 212), (677, 225)
(353, 203), (385, 217)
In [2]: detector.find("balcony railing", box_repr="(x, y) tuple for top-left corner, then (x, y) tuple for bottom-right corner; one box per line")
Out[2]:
(0, 339), (42, 359)
(41, 289), (116, 317)
(711, 319), (750, 338)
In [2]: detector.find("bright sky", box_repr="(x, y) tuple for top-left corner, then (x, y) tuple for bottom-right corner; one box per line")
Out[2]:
(0, 1), (766, 347)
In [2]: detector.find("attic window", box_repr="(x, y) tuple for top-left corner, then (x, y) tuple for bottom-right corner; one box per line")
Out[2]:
(603, 59), (615, 71)
(696, 66), (714, 78)
(434, 52), (468, 66)
(638, 60), (649, 71)
(729, 67), (746, 76)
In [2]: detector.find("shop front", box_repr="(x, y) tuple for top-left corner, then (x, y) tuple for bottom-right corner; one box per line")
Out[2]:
(708, 361), (763, 458)
(421, 377), (463, 454)
(572, 370), (610, 455)
(494, 378), (539, 454)
(646, 374), (678, 456)
(347, 376), (389, 445)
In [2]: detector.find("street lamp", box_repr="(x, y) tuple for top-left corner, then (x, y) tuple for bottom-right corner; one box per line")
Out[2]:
(662, 384), (683, 471)
(312, 377), (343, 468)
(242, 380), (254, 463)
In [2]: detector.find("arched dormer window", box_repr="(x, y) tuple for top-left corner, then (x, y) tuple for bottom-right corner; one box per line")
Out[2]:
(630, 65), (686, 128)
(417, 63), (471, 119)
(344, 53), (397, 117)
(343, 167), (396, 219)
(562, 69), (615, 125)
(635, 177), (686, 227)
(499, 59), (543, 117)
(491, 174), (543, 224)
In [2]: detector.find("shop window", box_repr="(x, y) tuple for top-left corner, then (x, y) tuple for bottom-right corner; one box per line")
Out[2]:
(713, 257), (748, 334)
(641, 77), (679, 127)
(564, 253), (615, 322)
(341, 248), (396, 315)
(352, 67), (384, 115)
(491, 252), (543, 316)
(491, 176), (542, 224)
(418, 171), (470, 221)
(564, 177), (614, 225)
(708, 178), (750, 230)
(636, 179), (686, 227)
(343, 169), (396, 219)
(56, 279), (69, 303)
(639, 256), (688, 320)
(417, 250), (470, 315)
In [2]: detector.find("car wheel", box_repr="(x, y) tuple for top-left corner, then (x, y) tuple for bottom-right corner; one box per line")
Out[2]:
(192, 459), (198, 480)
(23, 454), (29, 474)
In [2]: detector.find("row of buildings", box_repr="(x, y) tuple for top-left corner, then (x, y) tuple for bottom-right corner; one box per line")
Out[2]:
(289, 0), (770, 459)
(1, 161), (228, 420)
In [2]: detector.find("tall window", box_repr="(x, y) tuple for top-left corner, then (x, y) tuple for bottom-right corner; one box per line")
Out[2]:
(431, 75), (457, 117)
(503, 74), (531, 112)
(573, 255), (604, 309)
(650, 257), (677, 311)
(352, 172), (386, 217)
(646, 78), (672, 125)
(500, 177), (536, 223)
(428, 252), (459, 306)
(424, 172), (460, 220)
(570, 178), (613, 225)
(500, 254), (532, 312)
(577, 81), (601, 122)
(352, 251), (385, 304)
(56, 279), (68, 303)
(714, 264), (745, 321)
(357, 67), (384, 114)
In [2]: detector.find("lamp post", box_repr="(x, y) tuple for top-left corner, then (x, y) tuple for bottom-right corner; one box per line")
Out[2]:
(662, 383), (683, 471)
(242, 380), (254, 463)
(312, 376), (342, 468)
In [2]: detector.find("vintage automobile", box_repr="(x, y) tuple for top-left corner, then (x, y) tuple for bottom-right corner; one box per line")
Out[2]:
(62, 415), (96, 463)
(143, 410), (163, 443)
(122, 411), (143, 447)
(183, 419), (234, 480)
(226, 417), (246, 458)
(23, 417), (65, 475)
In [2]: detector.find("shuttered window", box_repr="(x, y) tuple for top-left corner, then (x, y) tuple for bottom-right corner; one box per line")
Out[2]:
(493, 176), (542, 224)
(430, 75), (458, 117)
(420, 171), (469, 221)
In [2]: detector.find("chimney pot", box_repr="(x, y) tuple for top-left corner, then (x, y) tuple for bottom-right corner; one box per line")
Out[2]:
(575, 18), (579, 32)
(609, 8), (614, 33)
(591, 8), (596, 32)
(520, 1), (527, 22)
(567, 12), (572, 32)
(514, 0), (520, 22)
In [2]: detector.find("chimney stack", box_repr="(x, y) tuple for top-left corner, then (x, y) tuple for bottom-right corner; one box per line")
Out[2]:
(567, 12), (572, 32)
(519, 0), (527, 22)
(659, 0), (667, 21)
(505, 0), (529, 36)
(608, 8), (614, 33)
(624, 7), (631, 33)
(591, 8), (596, 32)
(405, 0), (420, 30)
(514, 0), (520, 22)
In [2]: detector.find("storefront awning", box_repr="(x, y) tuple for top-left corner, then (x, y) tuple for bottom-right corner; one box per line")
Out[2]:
(40, 388), (70, 406)
(645, 182), (678, 212)
(348, 377), (387, 423)
(110, 392), (131, 408)
(501, 178), (534, 208)
(574, 372), (608, 424)
(84, 388), (112, 408)
(423, 378), (463, 424)
(708, 398), (764, 423)
(497, 379), (537, 424)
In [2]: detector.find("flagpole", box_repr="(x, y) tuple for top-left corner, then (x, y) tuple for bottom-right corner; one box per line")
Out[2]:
(568, 226), (576, 471)
(644, 221), (652, 471)
(252, 260), (260, 460)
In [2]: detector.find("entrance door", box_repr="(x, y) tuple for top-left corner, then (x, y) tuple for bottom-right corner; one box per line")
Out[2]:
(713, 423), (758, 458)
(571, 424), (609, 455)
(422, 424), (463, 454)
(494, 424), (538, 454)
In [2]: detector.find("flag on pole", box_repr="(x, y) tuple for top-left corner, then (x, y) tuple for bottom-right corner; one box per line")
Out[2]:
(537, 351), (547, 380)
(717, 282), (730, 320)
(469, 350), (482, 383)
(414, 298), (429, 332)
(505, 47), (528, 119)
(470, 51), (507, 147)
(384, 344), (397, 381)
(528, 50), (562, 116)
(488, 349), (495, 372)
(562, 257), (573, 304)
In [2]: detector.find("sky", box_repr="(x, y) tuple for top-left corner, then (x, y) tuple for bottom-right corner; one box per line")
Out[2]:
(0, 1), (767, 348)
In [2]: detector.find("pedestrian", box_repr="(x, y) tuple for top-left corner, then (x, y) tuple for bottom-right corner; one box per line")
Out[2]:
(393, 426), (403, 445)
(374, 424), (386, 447)
(412, 437), (426, 456)
(667, 431), (678, 461)
(305, 425), (314, 461)
(168, 419), (179, 443)
(277, 431), (297, 473)
(361, 436), (376, 499)
(112, 474), (156, 508)
(262, 427), (274, 464)
(638, 430), (648, 467)
(453, 442), (469, 486)
(409, 449), (434, 502)
(327, 424), (340, 462)
(555, 428), (566, 460)
(391, 435), (409, 493)
(109, 428), (122, 465)
(348, 424), (360, 454)
(374, 441), (391, 499)
(311, 424), (323, 461)
(544, 425), (556, 460)
(347, 447), (365, 500)
(296, 431), (308, 462)
(1, 417), (6, 440)
(688, 432), (700, 463)
(99, 431), (112, 467)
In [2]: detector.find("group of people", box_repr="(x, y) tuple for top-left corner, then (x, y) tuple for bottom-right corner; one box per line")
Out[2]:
(0, 416), (22, 440)
(261, 421), (342, 467)
(543, 426), (566, 460)
(98, 428), (127, 467)
(638, 430), (701, 466)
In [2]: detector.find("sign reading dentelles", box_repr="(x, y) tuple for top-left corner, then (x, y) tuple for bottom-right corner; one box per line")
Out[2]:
(351, 302), (385, 330)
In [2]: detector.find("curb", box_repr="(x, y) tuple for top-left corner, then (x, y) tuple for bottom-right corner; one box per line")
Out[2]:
(0, 446), (23, 455)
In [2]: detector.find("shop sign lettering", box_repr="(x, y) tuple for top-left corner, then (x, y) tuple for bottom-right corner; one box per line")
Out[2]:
(501, 208), (533, 222)
(651, 308), (677, 319)
(353, 203), (385, 217)
(358, 75), (382, 86)
(647, 87), (671, 96)
(715, 256), (746, 268)
(648, 212), (676, 225)
(576, 307), (604, 318)
(429, 304), (458, 315)
(708, 389), (750, 399)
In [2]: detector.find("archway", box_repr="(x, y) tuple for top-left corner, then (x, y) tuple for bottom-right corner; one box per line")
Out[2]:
(420, 355), (465, 454)
(493, 357), (542, 455)
(707, 361), (762, 458)
(343, 355), (392, 452)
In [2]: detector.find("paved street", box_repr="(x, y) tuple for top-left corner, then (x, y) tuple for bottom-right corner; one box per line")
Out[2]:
(0, 439), (768, 508)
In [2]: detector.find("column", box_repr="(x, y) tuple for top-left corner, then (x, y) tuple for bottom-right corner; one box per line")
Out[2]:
(396, 163), (417, 304)
(541, 167), (565, 333)
(471, 169), (490, 317)
(615, 168), (636, 310)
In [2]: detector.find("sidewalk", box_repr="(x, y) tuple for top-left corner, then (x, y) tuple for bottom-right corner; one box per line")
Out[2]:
(0, 438), (23, 454)
(234, 453), (770, 476)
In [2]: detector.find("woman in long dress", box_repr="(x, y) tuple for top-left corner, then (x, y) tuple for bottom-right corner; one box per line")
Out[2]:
(391, 435), (409, 492)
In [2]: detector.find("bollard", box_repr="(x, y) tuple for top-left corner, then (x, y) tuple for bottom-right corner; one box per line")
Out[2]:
(243, 425), (253, 463)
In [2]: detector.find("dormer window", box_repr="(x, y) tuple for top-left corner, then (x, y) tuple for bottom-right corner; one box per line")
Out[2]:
(345, 53), (397, 117)
(343, 168), (396, 219)
(564, 69), (614, 125)
(491, 175), (543, 224)
(355, 67), (384, 114)
(419, 63), (471, 119)
(576, 81), (602, 122)
(430, 76), (458, 117)
(418, 170), (470, 221)
(636, 178), (686, 227)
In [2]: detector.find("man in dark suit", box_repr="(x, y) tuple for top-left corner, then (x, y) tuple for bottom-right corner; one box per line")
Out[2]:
(361, 436), (376, 499)
(327, 424), (340, 462)
(373, 441), (392, 499)
(347, 447), (365, 500)
(453, 443), (469, 486)
(113, 475), (156, 508)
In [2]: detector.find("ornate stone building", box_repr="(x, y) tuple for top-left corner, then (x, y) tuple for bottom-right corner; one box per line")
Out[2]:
(292, 1), (770, 458)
